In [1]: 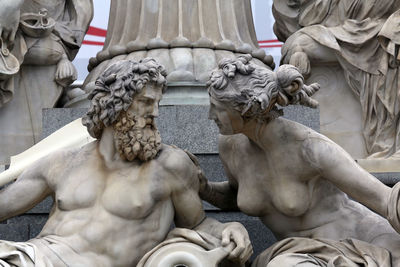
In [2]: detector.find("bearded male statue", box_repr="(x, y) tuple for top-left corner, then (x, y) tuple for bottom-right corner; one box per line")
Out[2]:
(0, 58), (252, 266)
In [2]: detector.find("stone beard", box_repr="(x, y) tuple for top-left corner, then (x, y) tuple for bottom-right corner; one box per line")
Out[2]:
(113, 111), (162, 162)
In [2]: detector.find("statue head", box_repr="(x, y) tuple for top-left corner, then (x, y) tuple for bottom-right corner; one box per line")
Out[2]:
(83, 58), (167, 161)
(207, 54), (319, 134)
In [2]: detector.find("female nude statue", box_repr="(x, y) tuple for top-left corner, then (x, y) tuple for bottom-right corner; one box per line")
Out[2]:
(200, 54), (400, 266)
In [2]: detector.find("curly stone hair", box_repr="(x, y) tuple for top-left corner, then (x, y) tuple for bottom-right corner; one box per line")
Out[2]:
(82, 58), (167, 138)
(207, 54), (319, 121)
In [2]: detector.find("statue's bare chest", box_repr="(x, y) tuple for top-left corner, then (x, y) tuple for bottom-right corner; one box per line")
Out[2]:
(224, 142), (312, 217)
(55, 162), (170, 220)
(102, 167), (170, 219)
(224, 148), (275, 216)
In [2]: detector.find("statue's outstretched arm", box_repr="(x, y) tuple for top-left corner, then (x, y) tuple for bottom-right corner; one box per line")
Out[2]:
(301, 137), (391, 219)
(0, 157), (51, 222)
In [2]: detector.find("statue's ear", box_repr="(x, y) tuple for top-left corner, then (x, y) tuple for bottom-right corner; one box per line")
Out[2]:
(289, 80), (300, 94)
(276, 92), (289, 106)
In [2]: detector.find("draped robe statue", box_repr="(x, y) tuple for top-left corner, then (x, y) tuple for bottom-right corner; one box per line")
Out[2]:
(0, 0), (93, 164)
(273, 0), (400, 159)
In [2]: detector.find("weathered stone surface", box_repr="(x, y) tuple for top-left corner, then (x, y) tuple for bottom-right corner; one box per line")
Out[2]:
(0, 0), (93, 165)
(43, 104), (319, 153)
(0, 61), (254, 266)
(273, 0), (400, 165)
(42, 108), (87, 139)
(25, 197), (53, 214)
(0, 222), (29, 242)
(202, 55), (400, 266)
(84, 0), (272, 81)
(373, 173), (400, 186)
(206, 211), (277, 262)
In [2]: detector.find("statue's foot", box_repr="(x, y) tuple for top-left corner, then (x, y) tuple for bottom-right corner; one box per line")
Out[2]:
(55, 56), (77, 87)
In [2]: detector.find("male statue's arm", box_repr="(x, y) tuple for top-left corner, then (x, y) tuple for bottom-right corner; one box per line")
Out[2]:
(170, 150), (252, 263)
(0, 156), (52, 222)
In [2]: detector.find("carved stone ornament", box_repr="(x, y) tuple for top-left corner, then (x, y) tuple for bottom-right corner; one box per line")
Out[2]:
(81, 0), (274, 95)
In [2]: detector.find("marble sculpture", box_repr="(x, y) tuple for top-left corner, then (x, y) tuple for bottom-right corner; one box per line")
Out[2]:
(82, 0), (274, 94)
(0, 59), (252, 266)
(200, 54), (400, 266)
(0, 0), (93, 164)
(272, 0), (400, 159)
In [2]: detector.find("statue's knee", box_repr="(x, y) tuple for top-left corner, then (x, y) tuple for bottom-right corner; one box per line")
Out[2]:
(285, 32), (313, 52)
(266, 253), (323, 267)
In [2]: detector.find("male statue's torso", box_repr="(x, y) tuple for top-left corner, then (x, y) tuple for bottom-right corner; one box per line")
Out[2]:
(29, 142), (185, 267)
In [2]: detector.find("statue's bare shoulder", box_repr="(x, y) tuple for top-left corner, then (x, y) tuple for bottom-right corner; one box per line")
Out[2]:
(156, 144), (199, 190)
(32, 141), (98, 186)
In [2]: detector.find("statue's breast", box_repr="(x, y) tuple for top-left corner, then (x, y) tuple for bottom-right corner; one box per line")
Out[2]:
(56, 174), (102, 211)
(226, 144), (276, 216)
(269, 180), (312, 217)
(225, 140), (312, 218)
(236, 172), (312, 218)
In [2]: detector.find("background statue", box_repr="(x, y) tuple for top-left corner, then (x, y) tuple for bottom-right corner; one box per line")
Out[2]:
(0, 59), (252, 266)
(0, 0), (94, 164)
(200, 55), (400, 266)
(272, 0), (400, 159)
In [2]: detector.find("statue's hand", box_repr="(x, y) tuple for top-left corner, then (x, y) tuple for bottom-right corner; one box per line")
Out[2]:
(221, 222), (253, 264)
(289, 51), (311, 79)
(0, 0), (24, 45)
(55, 55), (77, 87)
